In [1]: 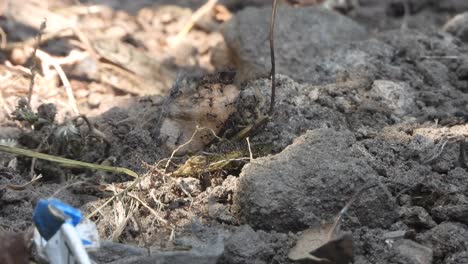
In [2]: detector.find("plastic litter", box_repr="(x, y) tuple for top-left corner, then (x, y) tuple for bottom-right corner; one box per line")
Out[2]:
(33, 198), (99, 264)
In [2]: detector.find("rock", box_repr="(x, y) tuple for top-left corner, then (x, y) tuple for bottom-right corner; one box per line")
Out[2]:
(383, 230), (407, 239)
(443, 12), (468, 43)
(400, 206), (436, 229)
(431, 205), (468, 225)
(222, 5), (368, 82)
(416, 222), (468, 260)
(158, 72), (240, 155)
(370, 80), (415, 117)
(206, 175), (238, 202)
(91, 222), (224, 264)
(208, 202), (236, 224)
(445, 251), (468, 264)
(392, 239), (433, 264)
(230, 75), (348, 152)
(220, 225), (291, 264)
(176, 177), (202, 196)
(88, 93), (103, 109)
(233, 128), (398, 232)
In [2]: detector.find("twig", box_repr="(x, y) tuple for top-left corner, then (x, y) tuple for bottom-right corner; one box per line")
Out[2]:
(72, 114), (110, 146)
(35, 49), (79, 114)
(177, 181), (194, 208)
(269, 0), (278, 115)
(327, 183), (378, 240)
(87, 174), (142, 219)
(420, 55), (462, 60)
(51, 50), (89, 65)
(127, 193), (168, 224)
(172, 0), (218, 45)
(27, 19), (47, 107)
(422, 137), (450, 164)
(208, 157), (250, 168)
(5, 174), (43, 191)
(29, 128), (54, 179)
(246, 137), (253, 161)
(110, 190), (137, 241)
(165, 128), (200, 171)
(164, 126), (222, 171)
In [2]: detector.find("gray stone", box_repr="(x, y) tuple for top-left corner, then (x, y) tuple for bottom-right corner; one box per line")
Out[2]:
(392, 239), (433, 264)
(222, 5), (368, 82)
(417, 222), (468, 260)
(431, 204), (468, 225)
(400, 206), (436, 229)
(176, 177), (202, 197)
(220, 225), (291, 264)
(370, 80), (415, 117)
(443, 12), (468, 43)
(91, 223), (224, 264)
(233, 128), (398, 232)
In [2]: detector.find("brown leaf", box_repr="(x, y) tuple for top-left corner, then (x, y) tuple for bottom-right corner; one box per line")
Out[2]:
(288, 225), (353, 264)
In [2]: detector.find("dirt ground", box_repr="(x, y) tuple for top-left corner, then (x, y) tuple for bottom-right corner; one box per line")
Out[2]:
(1, 0), (468, 263)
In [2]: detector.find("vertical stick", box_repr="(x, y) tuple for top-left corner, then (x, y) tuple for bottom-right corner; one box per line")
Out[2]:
(27, 19), (47, 108)
(269, 0), (278, 115)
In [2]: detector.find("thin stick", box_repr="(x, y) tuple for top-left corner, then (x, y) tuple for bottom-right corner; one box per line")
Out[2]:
(5, 174), (43, 191)
(72, 114), (110, 145)
(172, 0), (218, 45)
(327, 183), (378, 240)
(127, 193), (168, 224)
(27, 19), (47, 107)
(87, 175), (142, 219)
(164, 126), (222, 171)
(36, 49), (79, 114)
(165, 127), (201, 171)
(269, 0), (278, 115)
(246, 137), (253, 161)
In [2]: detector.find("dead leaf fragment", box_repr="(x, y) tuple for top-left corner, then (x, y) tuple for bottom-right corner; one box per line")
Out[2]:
(288, 226), (353, 264)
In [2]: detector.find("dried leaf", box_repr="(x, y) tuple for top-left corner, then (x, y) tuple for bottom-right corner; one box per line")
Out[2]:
(288, 225), (353, 264)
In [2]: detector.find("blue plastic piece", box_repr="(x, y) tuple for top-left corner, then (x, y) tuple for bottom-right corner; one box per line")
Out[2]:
(33, 199), (83, 240)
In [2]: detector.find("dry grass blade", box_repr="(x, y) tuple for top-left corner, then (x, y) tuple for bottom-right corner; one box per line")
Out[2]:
(164, 125), (222, 171)
(173, 0), (218, 44)
(87, 174), (142, 219)
(110, 187), (138, 241)
(35, 49), (79, 114)
(269, 0), (278, 115)
(5, 174), (42, 191)
(127, 193), (168, 225)
(246, 137), (253, 160)
(327, 183), (378, 240)
(0, 144), (138, 178)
